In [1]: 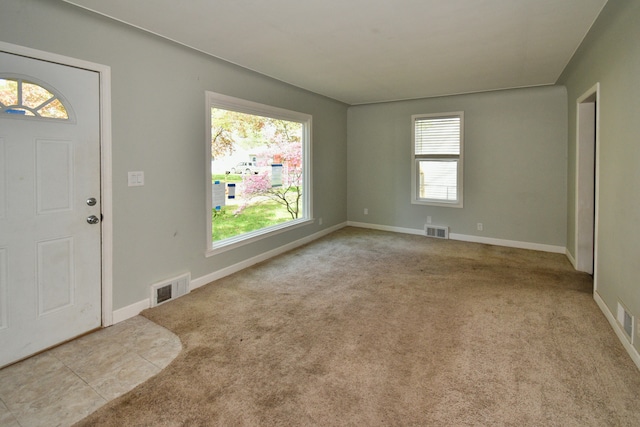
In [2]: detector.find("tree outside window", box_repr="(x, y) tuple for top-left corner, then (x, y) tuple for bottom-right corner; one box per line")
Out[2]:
(206, 93), (311, 251)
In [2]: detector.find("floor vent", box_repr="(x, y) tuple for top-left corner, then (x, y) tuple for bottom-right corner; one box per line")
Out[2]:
(424, 225), (449, 239)
(150, 272), (191, 307)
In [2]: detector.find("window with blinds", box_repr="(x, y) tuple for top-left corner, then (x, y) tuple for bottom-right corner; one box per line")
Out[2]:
(411, 112), (464, 207)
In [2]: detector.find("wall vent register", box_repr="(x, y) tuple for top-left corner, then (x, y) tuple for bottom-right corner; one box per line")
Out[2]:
(150, 273), (191, 307)
(425, 225), (449, 239)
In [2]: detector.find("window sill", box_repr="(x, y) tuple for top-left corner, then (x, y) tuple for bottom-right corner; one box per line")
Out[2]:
(206, 217), (313, 257)
(411, 199), (463, 208)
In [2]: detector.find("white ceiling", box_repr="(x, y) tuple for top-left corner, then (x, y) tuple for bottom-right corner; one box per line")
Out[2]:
(64, 0), (608, 105)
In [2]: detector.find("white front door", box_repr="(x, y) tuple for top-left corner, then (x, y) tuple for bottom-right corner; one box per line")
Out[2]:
(0, 51), (102, 367)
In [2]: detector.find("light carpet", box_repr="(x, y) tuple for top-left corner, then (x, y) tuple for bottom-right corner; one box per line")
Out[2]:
(75, 227), (640, 426)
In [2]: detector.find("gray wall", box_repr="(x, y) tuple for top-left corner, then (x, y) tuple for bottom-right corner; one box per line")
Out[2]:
(347, 86), (568, 246)
(559, 0), (640, 352)
(6, 0), (635, 335)
(0, 0), (348, 310)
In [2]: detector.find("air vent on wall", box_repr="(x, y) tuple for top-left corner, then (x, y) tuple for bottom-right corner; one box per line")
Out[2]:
(150, 272), (191, 307)
(424, 225), (449, 239)
(617, 301), (634, 341)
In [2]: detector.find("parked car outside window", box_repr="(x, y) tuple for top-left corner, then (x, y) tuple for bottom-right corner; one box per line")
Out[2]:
(229, 162), (259, 174)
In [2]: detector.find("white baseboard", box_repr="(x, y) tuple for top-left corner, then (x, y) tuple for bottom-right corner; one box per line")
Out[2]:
(594, 291), (640, 371)
(110, 222), (347, 324)
(565, 249), (577, 269)
(347, 221), (566, 254)
(450, 233), (566, 254)
(346, 221), (425, 236)
(112, 298), (150, 324)
(191, 221), (347, 290)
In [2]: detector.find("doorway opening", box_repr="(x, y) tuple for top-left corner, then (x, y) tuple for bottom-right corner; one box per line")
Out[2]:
(575, 83), (599, 282)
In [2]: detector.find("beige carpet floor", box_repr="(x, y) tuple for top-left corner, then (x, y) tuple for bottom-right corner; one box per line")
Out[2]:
(76, 227), (640, 426)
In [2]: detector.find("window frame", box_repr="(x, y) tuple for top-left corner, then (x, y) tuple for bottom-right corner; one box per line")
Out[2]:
(205, 91), (313, 256)
(411, 111), (464, 208)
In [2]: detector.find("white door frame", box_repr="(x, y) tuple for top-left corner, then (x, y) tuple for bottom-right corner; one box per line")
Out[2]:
(575, 83), (600, 288)
(0, 41), (114, 327)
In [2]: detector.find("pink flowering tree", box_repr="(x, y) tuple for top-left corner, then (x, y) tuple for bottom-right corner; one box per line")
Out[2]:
(241, 141), (303, 219)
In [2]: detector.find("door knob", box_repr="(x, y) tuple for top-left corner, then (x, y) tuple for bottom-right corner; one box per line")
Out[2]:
(87, 215), (100, 224)
(86, 197), (97, 206)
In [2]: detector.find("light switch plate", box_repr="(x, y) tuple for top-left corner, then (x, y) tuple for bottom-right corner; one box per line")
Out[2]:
(128, 171), (144, 187)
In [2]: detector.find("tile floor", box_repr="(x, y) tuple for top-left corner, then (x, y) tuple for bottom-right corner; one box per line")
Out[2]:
(0, 316), (181, 427)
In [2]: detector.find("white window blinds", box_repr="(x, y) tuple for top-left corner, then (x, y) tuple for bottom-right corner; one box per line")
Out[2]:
(414, 116), (460, 155)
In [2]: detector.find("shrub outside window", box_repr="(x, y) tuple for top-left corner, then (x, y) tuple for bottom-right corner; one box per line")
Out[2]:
(205, 91), (313, 255)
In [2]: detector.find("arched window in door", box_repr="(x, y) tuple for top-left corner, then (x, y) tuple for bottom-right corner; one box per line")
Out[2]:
(0, 76), (70, 119)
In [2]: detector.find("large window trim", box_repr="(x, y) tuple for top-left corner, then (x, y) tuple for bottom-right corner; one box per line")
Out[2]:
(205, 91), (313, 256)
(411, 111), (464, 208)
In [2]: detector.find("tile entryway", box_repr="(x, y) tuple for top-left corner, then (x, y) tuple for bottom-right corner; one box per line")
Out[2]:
(0, 316), (181, 427)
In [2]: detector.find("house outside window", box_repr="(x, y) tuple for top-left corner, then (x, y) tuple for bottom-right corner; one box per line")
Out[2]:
(205, 91), (313, 255)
